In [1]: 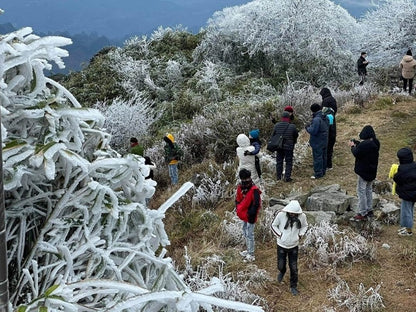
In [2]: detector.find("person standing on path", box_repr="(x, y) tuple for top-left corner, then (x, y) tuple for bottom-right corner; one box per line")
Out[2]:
(393, 147), (416, 236)
(357, 52), (369, 85)
(306, 103), (329, 179)
(163, 133), (183, 186)
(236, 133), (260, 185)
(271, 200), (308, 296)
(399, 49), (416, 95)
(270, 111), (298, 182)
(236, 168), (262, 262)
(348, 125), (380, 220)
(320, 88), (337, 170)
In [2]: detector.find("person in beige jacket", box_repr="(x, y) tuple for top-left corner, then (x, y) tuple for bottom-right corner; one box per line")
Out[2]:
(400, 49), (416, 94)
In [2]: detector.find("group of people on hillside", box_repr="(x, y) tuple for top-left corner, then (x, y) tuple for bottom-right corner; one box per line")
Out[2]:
(234, 85), (416, 297)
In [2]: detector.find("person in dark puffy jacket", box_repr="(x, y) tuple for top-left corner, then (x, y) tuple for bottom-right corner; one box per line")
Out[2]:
(348, 125), (380, 220)
(270, 111), (298, 182)
(393, 147), (416, 236)
(320, 88), (337, 170)
(306, 103), (329, 179)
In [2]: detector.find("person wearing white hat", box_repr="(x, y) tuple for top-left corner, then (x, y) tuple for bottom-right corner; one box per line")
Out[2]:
(271, 200), (308, 296)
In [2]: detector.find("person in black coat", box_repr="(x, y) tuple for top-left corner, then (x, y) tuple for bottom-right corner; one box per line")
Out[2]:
(357, 52), (369, 85)
(393, 147), (416, 236)
(348, 125), (380, 220)
(270, 111), (298, 182)
(320, 88), (337, 170)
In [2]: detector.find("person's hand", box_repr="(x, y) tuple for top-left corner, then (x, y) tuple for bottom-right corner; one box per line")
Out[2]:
(348, 140), (355, 147)
(244, 150), (250, 156)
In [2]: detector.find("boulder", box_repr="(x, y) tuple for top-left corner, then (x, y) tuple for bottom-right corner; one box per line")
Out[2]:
(304, 210), (336, 225)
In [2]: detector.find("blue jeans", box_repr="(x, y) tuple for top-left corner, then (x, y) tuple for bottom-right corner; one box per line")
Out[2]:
(276, 149), (294, 180)
(242, 222), (255, 256)
(168, 164), (178, 185)
(400, 200), (415, 229)
(357, 176), (373, 216)
(278, 245), (299, 288)
(312, 145), (327, 177)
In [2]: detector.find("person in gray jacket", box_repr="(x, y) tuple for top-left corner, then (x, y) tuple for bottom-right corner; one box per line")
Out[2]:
(271, 200), (308, 296)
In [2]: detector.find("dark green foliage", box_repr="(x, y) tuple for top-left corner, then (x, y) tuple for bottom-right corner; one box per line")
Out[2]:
(61, 47), (121, 107)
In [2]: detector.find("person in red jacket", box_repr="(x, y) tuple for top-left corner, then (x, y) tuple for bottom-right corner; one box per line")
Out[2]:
(235, 168), (262, 262)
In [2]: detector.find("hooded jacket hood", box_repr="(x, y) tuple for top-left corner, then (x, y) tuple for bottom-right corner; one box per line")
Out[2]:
(403, 55), (415, 62)
(237, 133), (251, 147)
(359, 125), (376, 140)
(397, 147), (414, 164)
(165, 133), (175, 143)
(281, 200), (303, 214)
(320, 87), (332, 98)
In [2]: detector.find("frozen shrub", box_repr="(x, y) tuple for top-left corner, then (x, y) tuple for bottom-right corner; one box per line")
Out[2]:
(302, 222), (376, 268)
(328, 279), (385, 312)
(192, 163), (231, 209)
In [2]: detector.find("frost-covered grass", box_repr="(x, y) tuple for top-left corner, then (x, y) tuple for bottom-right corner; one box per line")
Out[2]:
(328, 279), (385, 312)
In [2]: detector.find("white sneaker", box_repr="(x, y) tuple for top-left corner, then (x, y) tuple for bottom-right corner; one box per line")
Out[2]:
(243, 255), (255, 262)
(397, 227), (407, 233)
(239, 250), (248, 257)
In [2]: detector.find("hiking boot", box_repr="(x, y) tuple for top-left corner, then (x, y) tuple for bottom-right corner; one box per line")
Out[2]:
(366, 211), (374, 218)
(243, 255), (255, 262)
(239, 250), (248, 257)
(290, 287), (299, 296)
(353, 214), (367, 221)
(284, 177), (293, 182)
(277, 272), (284, 283)
(398, 231), (413, 237)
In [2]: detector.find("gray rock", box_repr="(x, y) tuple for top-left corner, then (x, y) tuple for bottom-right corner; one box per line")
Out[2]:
(304, 210), (336, 225)
(305, 191), (355, 214)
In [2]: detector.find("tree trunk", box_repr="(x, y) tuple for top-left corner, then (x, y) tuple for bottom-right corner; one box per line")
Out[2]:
(0, 112), (10, 311)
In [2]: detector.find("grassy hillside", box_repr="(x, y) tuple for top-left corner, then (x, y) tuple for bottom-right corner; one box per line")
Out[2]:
(155, 94), (416, 311)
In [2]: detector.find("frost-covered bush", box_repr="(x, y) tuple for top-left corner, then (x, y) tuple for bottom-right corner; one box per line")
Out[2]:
(328, 279), (385, 312)
(359, 0), (416, 68)
(192, 163), (231, 209)
(197, 0), (360, 84)
(94, 92), (158, 152)
(221, 211), (244, 247)
(302, 222), (376, 268)
(1, 26), (264, 312)
(182, 248), (267, 312)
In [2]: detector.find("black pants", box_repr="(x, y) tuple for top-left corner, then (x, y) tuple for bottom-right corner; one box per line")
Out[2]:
(278, 245), (299, 288)
(327, 136), (336, 168)
(403, 78), (414, 94)
(276, 148), (294, 180)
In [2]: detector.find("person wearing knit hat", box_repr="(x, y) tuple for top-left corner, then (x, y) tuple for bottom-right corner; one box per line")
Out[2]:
(268, 110), (299, 182)
(163, 133), (183, 185)
(271, 200), (308, 296)
(306, 103), (329, 179)
(348, 125), (380, 220)
(393, 147), (416, 236)
(245, 129), (262, 180)
(400, 49), (416, 94)
(357, 52), (369, 85)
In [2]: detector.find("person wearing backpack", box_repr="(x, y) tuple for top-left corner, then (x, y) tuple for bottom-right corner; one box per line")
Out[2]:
(306, 103), (329, 179)
(236, 168), (262, 262)
(270, 111), (298, 182)
(164, 133), (183, 186)
(237, 133), (260, 185)
(320, 88), (337, 170)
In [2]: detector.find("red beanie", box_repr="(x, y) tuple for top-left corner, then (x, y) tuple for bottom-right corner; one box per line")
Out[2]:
(284, 106), (294, 113)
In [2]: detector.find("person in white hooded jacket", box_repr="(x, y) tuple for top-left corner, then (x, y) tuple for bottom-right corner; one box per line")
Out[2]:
(236, 133), (260, 185)
(271, 200), (308, 296)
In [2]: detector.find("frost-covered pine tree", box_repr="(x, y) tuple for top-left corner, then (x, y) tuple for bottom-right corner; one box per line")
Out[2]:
(0, 27), (263, 311)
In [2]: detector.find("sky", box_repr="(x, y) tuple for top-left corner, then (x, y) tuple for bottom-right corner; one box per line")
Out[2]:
(0, 0), (376, 39)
